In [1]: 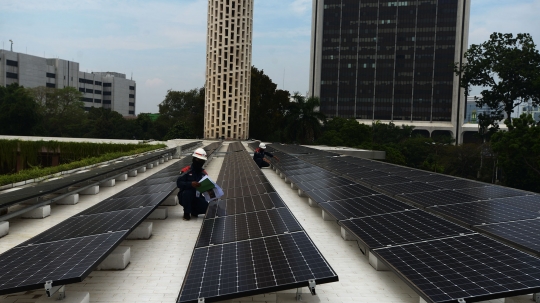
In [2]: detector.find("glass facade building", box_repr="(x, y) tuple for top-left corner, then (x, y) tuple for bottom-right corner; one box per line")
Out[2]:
(309, 0), (470, 132)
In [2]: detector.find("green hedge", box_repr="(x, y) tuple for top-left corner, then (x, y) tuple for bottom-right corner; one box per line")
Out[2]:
(0, 143), (167, 187)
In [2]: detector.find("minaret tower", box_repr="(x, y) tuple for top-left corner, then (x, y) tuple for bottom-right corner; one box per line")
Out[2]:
(204, 0), (253, 140)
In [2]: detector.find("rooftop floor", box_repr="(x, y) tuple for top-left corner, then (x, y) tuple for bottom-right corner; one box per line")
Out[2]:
(0, 141), (534, 303)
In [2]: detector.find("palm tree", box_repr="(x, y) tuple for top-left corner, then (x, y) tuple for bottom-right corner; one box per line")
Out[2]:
(284, 93), (326, 144)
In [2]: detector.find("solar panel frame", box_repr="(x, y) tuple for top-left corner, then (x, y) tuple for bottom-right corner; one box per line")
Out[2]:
(305, 184), (379, 204)
(456, 186), (530, 200)
(318, 195), (412, 221)
(397, 190), (481, 208)
(376, 182), (443, 197)
(476, 219), (540, 256)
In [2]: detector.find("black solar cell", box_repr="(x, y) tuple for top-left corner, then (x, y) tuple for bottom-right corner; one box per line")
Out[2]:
(398, 190), (481, 208)
(318, 195), (411, 220)
(340, 210), (471, 249)
(306, 184), (379, 203)
(430, 179), (488, 190)
(476, 219), (540, 255)
(429, 200), (540, 226)
(295, 177), (355, 192)
(376, 182), (442, 196)
(456, 186), (529, 200)
(373, 234), (540, 303)
(78, 192), (169, 215)
(0, 231), (127, 295)
(178, 232), (338, 303)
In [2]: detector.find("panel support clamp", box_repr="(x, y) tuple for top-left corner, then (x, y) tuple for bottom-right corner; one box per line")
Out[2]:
(308, 279), (316, 295)
(198, 298), (205, 303)
(45, 280), (65, 300)
(457, 299), (465, 303)
(296, 287), (302, 301)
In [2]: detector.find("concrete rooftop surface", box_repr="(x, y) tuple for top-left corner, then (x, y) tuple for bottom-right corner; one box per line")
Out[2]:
(0, 141), (534, 303)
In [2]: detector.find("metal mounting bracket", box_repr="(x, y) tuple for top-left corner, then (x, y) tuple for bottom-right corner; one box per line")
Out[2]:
(457, 299), (466, 303)
(535, 293), (540, 303)
(296, 287), (303, 301)
(44, 280), (65, 300)
(308, 279), (316, 296)
(198, 298), (205, 303)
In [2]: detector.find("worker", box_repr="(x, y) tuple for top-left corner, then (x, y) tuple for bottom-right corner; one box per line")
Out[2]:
(176, 148), (209, 221)
(253, 143), (279, 168)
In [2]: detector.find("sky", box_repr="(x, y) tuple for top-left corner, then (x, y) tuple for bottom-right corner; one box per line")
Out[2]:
(1, 0), (539, 114)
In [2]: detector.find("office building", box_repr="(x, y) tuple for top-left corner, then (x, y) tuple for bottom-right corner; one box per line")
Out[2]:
(309, 0), (471, 141)
(0, 50), (136, 117)
(204, 0), (253, 140)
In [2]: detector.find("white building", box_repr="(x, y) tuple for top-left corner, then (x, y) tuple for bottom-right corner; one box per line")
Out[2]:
(0, 50), (136, 117)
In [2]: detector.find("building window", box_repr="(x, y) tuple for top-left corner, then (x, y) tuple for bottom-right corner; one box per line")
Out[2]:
(86, 89), (93, 93)
(94, 99), (102, 103)
(46, 83), (55, 88)
(129, 111), (135, 115)
(103, 92), (112, 96)
(103, 100), (112, 104)
(6, 60), (18, 67)
(95, 81), (102, 86)
(129, 102), (135, 106)
(95, 90), (102, 94)
(84, 107), (92, 111)
(129, 94), (135, 98)
(81, 97), (93, 103)
(6, 72), (18, 79)
(46, 73), (56, 78)
(87, 80), (94, 85)
(129, 86), (135, 90)
(79, 87), (85, 92)
(103, 83), (112, 87)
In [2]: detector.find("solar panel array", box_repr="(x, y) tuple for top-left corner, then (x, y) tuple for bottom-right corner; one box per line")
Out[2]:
(0, 143), (190, 209)
(263, 143), (540, 303)
(0, 141), (209, 295)
(177, 142), (338, 303)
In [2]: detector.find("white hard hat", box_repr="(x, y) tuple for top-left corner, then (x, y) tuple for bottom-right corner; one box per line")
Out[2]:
(192, 148), (208, 161)
(259, 143), (266, 149)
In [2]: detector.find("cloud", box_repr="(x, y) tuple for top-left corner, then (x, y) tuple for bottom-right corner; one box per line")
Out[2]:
(145, 78), (164, 88)
(290, 0), (311, 14)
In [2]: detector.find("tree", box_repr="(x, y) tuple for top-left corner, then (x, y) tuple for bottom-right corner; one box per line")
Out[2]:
(283, 94), (326, 144)
(41, 87), (87, 137)
(163, 121), (196, 140)
(0, 84), (43, 136)
(249, 67), (290, 141)
(317, 117), (372, 147)
(372, 121), (414, 145)
(491, 114), (540, 193)
(455, 33), (540, 129)
(158, 88), (205, 139)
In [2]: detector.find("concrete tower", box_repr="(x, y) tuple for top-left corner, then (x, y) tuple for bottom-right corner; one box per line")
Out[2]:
(204, 0), (253, 140)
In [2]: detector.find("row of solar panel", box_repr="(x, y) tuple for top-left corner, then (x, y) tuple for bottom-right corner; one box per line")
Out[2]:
(265, 144), (540, 303)
(0, 142), (203, 296)
(177, 142), (338, 303)
(0, 146), (184, 209)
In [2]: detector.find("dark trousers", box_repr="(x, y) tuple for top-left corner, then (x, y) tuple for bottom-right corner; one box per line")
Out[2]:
(178, 190), (209, 216)
(255, 159), (270, 168)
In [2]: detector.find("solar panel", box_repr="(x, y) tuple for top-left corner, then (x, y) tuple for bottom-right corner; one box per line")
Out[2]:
(206, 192), (286, 218)
(131, 176), (178, 187)
(487, 195), (540, 212)
(178, 232), (338, 303)
(476, 219), (540, 255)
(295, 177), (355, 192)
(429, 200), (540, 226)
(392, 170), (432, 178)
(456, 186), (529, 200)
(398, 190), (481, 208)
(430, 179), (488, 190)
(373, 234), (540, 303)
(109, 183), (177, 198)
(305, 184), (379, 203)
(409, 174), (456, 183)
(287, 171), (339, 183)
(221, 182), (275, 199)
(196, 208), (303, 247)
(347, 170), (390, 180)
(376, 182), (442, 196)
(357, 176), (412, 188)
(340, 210), (471, 249)
(318, 195), (411, 221)
(77, 192), (169, 215)
(21, 207), (155, 246)
(0, 231), (127, 295)
(280, 167), (325, 177)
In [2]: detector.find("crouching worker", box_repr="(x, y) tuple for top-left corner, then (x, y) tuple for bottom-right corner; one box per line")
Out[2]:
(176, 148), (209, 221)
(253, 143), (279, 169)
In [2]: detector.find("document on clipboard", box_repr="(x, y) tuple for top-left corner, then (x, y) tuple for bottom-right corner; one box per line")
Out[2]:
(196, 175), (224, 202)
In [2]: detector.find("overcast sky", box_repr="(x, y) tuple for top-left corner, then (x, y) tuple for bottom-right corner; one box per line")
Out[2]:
(1, 0), (539, 114)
